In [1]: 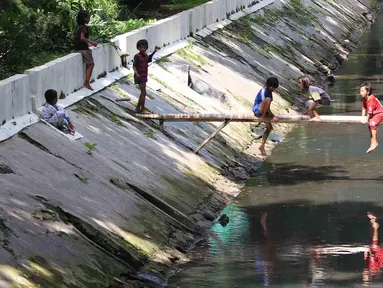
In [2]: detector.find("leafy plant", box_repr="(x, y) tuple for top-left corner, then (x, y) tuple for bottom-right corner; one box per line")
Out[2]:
(84, 142), (97, 154)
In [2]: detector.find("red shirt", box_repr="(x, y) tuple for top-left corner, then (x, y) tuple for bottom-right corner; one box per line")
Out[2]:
(362, 95), (383, 116)
(368, 241), (383, 275)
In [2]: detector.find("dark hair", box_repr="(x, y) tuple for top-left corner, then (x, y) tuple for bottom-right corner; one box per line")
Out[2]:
(137, 39), (148, 49)
(360, 82), (372, 95)
(265, 77), (279, 89)
(76, 10), (90, 25)
(298, 75), (312, 92)
(45, 89), (58, 104)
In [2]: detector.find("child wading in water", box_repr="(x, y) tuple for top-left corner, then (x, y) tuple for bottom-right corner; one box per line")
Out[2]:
(133, 39), (160, 113)
(252, 77), (280, 156)
(360, 82), (383, 153)
(42, 89), (75, 135)
(73, 10), (98, 91)
(298, 75), (331, 121)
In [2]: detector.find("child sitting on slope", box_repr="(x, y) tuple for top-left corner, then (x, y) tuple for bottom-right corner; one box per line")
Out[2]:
(42, 89), (75, 135)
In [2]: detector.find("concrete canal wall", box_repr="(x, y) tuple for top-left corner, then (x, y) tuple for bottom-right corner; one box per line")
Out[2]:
(0, 0), (375, 287)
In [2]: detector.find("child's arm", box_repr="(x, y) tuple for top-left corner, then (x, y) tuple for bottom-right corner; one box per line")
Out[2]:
(44, 110), (66, 125)
(148, 46), (161, 63)
(80, 26), (97, 47)
(361, 102), (368, 124)
(133, 55), (139, 76)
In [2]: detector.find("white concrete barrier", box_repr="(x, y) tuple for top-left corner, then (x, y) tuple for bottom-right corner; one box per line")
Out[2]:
(91, 44), (110, 81)
(0, 74), (30, 124)
(25, 53), (83, 110)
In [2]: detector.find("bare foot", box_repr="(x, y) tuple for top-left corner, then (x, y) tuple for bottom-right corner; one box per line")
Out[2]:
(366, 143), (379, 154)
(259, 146), (267, 156)
(310, 117), (321, 122)
(84, 84), (94, 91)
(368, 212), (378, 223)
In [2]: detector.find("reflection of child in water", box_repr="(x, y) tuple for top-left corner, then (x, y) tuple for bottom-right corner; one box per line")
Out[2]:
(363, 212), (383, 283)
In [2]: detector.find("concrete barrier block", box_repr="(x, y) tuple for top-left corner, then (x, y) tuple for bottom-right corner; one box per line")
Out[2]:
(225, 0), (236, 15)
(0, 74), (30, 124)
(170, 14), (182, 44)
(109, 40), (121, 71)
(91, 44), (110, 81)
(25, 53), (83, 110)
(179, 11), (191, 39)
(190, 6), (205, 34)
(71, 53), (84, 90)
(205, 2), (215, 27)
(146, 22), (164, 51)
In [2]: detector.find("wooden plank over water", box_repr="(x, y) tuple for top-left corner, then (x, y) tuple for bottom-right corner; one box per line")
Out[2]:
(137, 113), (364, 124)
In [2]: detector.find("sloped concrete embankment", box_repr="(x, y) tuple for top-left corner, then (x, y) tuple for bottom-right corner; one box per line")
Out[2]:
(0, 0), (374, 287)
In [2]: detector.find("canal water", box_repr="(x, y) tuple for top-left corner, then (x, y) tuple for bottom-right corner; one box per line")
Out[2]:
(168, 14), (383, 288)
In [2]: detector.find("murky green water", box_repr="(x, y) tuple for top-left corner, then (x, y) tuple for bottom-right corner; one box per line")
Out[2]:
(168, 14), (383, 288)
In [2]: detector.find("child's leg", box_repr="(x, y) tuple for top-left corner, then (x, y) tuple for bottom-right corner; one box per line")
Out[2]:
(135, 84), (146, 113)
(366, 115), (381, 153)
(258, 98), (273, 155)
(305, 100), (320, 119)
(84, 63), (95, 90)
(140, 85), (147, 113)
(259, 98), (272, 118)
(259, 121), (273, 156)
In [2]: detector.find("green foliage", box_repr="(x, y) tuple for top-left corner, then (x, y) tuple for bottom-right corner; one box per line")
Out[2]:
(0, 0), (156, 80)
(84, 142), (97, 154)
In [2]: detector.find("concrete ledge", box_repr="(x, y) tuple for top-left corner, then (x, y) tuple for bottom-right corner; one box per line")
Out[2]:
(57, 68), (130, 109)
(0, 113), (39, 142)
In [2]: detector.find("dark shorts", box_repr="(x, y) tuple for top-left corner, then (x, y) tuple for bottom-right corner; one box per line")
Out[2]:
(78, 49), (94, 65)
(134, 75), (147, 87)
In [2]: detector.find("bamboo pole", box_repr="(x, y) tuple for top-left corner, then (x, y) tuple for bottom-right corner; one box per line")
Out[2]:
(194, 119), (231, 154)
(137, 113), (364, 124)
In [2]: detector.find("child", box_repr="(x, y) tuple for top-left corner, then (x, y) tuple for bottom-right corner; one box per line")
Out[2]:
(73, 10), (98, 91)
(252, 77), (280, 156)
(298, 75), (331, 121)
(133, 39), (160, 113)
(363, 212), (383, 281)
(360, 82), (383, 153)
(42, 89), (75, 135)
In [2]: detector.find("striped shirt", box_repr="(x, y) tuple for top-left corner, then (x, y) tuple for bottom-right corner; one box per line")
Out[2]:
(133, 52), (155, 83)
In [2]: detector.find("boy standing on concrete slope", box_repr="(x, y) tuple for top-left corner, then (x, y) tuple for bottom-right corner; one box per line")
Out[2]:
(73, 10), (98, 91)
(360, 82), (383, 153)
(252, 77), (280, 156)
(133, 39), (160, 114)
